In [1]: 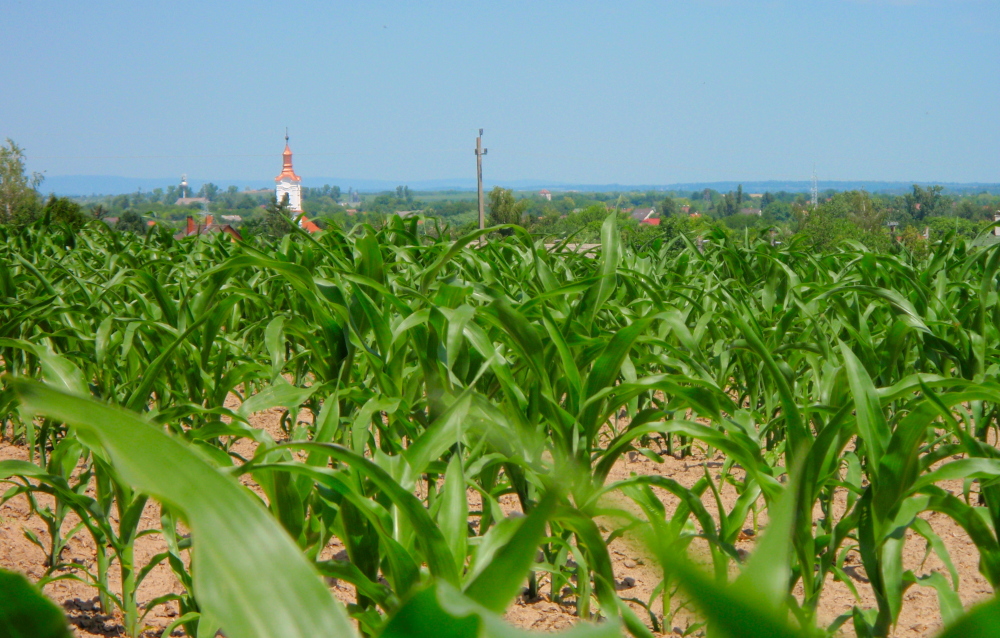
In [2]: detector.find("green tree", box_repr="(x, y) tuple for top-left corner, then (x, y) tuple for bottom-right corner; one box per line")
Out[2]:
(955, 199), (985, 220)
(41, 195), (87, 229)
(659, 196), (678, 218)
(199, 182), (220, 201)
(716, 191), (738, 217)
(761, 192), (775, 209)
(762, 201), (792, 222)
(487, 187), (526, 236)
(115, 210), (147, 235)
(905, 185), (947, 221)
(0, 138), (42, 226)
(927, 215), (979, 239)
(264, 194), (293, 237)
(844, 190), (886, 235)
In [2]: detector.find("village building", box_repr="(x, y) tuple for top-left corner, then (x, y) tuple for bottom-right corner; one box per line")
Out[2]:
(174, 215), (243, 241)
(275, 134), (321, 233)
(630, 207), (657, 222)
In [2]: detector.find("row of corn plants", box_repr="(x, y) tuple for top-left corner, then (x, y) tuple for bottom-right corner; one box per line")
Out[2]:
(1, 214), (999, 637)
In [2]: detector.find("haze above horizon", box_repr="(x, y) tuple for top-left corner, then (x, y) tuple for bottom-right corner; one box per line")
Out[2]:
(3, 1), (997, 187)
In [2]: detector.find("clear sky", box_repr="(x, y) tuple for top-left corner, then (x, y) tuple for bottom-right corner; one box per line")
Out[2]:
(2, 0), (997, 187)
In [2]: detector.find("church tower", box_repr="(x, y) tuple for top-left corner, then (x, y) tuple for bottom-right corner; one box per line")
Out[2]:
(275, 130), (302, 212)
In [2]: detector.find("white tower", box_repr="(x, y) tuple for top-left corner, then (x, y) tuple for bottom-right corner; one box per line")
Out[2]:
(275, 130), (302, 212)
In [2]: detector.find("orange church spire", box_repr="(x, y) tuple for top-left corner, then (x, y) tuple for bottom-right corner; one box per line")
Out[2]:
(275, 129), (301, 182)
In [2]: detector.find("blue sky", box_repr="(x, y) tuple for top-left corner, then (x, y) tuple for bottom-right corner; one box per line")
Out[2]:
(2, 0), (997, 187)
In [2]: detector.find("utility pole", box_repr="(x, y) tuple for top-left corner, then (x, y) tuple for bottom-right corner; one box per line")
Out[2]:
(475, 129), (487, 236)
(810, 166), (818, 209)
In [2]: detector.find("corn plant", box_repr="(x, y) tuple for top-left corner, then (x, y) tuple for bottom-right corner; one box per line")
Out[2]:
(2, 214), (1000, 637)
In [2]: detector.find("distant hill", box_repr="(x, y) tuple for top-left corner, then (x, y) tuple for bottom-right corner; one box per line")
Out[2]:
(40, 175), (1000, 197)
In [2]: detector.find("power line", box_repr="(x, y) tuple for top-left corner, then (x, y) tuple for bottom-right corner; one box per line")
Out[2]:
(25, 149), (470, 161)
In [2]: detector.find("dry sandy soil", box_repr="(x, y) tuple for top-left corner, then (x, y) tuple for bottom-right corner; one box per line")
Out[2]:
(0, 402), (993, 637)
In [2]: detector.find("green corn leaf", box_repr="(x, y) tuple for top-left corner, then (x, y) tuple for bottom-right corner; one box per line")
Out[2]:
(381, 582), (620, 638)
(463, 490), (559, 613)
(264, 316), (286, 381)
(935, 596), (1000, 638)
(236, 379), (316, 419)
(13, 379), (355, 638)
(838, 340), (889, 467)
(656, 555), (807, 638)
(439, 453), (469, 574)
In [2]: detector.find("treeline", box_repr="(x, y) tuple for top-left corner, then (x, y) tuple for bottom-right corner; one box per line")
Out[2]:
(4, 138), (997, 251)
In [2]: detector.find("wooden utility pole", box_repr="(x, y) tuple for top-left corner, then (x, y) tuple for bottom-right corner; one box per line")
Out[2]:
(475, 129), (487, 235)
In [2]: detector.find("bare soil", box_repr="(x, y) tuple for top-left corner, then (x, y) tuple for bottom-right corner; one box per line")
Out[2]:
(0, 406), (993, 637)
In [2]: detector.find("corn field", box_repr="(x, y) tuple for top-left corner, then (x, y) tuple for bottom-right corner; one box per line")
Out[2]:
(1, 215), (999, 638)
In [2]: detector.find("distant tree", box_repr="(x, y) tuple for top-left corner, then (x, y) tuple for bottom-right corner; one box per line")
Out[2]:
(845, 190), (886, 235)
(722, 212), (761, 232)
(199, 182), (220, 201)
(41, 195), (87, 229)
(236, 194), (256, 210)
(716, 191), (739, 217)
(761, 192), (775, 209)
(263, 194), (293, 237)
(111, 194), (130, 211)
(487, 187), (526, 236)
(227, 185), (239, 195)
(955, 199), (985, 220)
(395, 185), (412, 203)
(905, 185), (947, 221)
(115, 210), (147, 235)
(736, 184), (743, 207)
(91, 204), (110, 221)
(927, 215), (979, 239)
(762, 201), (792, 222)
(0, 138), (42, 226)
(659, 197), (678, 218)
(899, 225), (930, 260)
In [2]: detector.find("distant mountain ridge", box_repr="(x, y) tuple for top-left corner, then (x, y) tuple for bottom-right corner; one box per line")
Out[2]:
(41, 175), (1000, 197)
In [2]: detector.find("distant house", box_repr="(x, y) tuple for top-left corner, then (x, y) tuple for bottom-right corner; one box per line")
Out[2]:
(299, 217), (322, 233)
(739, 208), (762, 216)
(220, 215), (242, 223)
(681, 205), (691, 214)
(174, 216), (243, 241)
(630, 207), (656, 222)
(640, 217), (660, 226)
(539, 189), (552, 201)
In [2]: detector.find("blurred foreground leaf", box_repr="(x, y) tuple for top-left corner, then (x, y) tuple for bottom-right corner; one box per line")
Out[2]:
(12, 379), (356, 638)
(0, 568), (72, 638)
